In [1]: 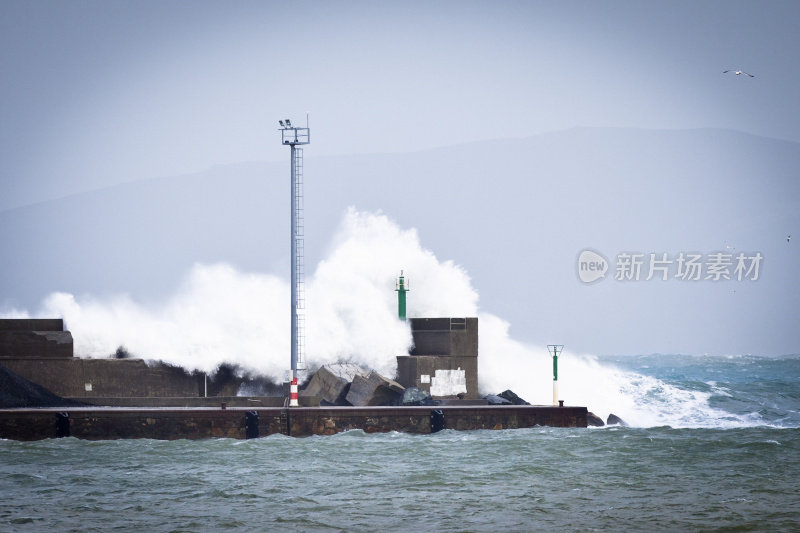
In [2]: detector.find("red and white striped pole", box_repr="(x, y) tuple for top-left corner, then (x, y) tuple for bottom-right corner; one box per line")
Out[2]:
(289, 372), (299, 407)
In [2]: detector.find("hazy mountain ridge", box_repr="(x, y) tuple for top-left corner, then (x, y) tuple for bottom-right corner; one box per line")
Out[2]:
(2, 127), (798, 355)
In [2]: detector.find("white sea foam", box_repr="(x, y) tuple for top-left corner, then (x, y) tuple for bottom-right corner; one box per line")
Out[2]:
(475, 336), (759, 428)
(15, 209), (474, 381)
(2, 208), (763, 428)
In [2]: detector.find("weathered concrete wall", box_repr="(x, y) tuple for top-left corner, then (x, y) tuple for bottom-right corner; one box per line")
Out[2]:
(2, 359), (84, 396)
(408, 317), (478, 357)
(1, 358), (201, 398)
(0, 408), (284, 441)
(290, 404), (581, 435)
(290, 406), (430, 435)
(0, 319), (73, 358)
(1, 319), (206, 399)
(69, 396), (323, 408)
(397, 317), (480, 399)
(0, 405), (588, 441)
(396, 355), (479, 399)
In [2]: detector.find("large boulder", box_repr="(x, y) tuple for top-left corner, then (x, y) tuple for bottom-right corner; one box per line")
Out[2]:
(301, 363), (369, 405)
(484, 394), (511, 405)
(401, 387), (435, 406)
(345, 371), (405, 406)
(607, 413), (628, 426)
(498, 389), (530, 405)
(587, 411), (605, 427)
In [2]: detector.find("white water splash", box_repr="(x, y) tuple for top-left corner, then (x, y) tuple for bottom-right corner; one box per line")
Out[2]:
(473, 323), (750, 428)
(3, 207), (757, 428)
(16, 209), (474, 381)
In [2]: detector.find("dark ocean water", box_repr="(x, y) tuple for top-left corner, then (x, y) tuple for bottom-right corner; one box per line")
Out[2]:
(2, 354), (799, 532)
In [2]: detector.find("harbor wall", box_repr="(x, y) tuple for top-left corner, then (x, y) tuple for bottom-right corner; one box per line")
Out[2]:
(0, 405), (588, 441)
(2, 358), (203, 398)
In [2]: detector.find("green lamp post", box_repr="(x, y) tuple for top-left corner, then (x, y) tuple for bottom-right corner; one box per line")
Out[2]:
(395, 271), (409, 320)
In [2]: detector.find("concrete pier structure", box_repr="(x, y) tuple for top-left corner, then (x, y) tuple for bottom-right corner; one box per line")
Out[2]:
(396, 318), (479, 399)
(0, 319), (73, 358)
(0, 404), (588, 441)
(0, 319), (231, 399)
(0, 318), (591, 439)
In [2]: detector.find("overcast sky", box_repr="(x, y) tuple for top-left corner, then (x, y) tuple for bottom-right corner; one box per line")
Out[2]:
(2, 0), (799, 211)
(1, 1), (798, 362)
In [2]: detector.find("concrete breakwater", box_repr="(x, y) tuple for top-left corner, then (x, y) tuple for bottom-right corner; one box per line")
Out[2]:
(0, 405), (588, 441)
(1, 318), (590, 440)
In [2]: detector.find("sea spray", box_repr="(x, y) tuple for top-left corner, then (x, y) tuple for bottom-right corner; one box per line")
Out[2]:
(37, 266), (291, 379)
(305, 208), (476, 377)
(28, 209), (475, 379)
(4, 208), (763, 429)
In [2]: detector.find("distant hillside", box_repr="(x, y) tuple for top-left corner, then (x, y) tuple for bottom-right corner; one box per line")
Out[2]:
(1, 127), (798, 355)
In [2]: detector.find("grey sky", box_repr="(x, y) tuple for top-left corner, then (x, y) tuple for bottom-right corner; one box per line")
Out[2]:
(1, 1), (798, 359)
(2, 1), (799, 210)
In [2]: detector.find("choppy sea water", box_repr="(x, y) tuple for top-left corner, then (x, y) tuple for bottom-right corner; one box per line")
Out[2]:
(2, 354), (799, 532)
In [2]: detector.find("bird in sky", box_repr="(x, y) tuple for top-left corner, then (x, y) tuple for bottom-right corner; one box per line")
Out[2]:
(723, 69), (755, 77)
(788, 235), (792, 243)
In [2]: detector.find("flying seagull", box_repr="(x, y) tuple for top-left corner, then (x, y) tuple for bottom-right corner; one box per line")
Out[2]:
(723, 69), (754, 77)
(788, 235), (792, 243)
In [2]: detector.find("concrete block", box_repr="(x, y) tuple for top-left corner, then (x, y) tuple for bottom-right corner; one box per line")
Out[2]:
(449, 317), (479, 357)
(345, 371), (405, 406)
(498, 389), (530, 405)
(0, 330), (73, 358)
(408, 317), (478, 357)
(301, 363), (368, 405)
(0, 319), (72, 358)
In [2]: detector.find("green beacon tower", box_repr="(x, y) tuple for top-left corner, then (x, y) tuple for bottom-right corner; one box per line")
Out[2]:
(395, 271), (409, 321)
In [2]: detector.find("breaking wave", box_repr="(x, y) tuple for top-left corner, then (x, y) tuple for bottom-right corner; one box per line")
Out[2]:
(4, 208), (791, 428)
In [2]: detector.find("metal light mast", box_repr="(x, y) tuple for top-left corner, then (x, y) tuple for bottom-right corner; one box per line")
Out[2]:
(279, 117), (310, 406)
